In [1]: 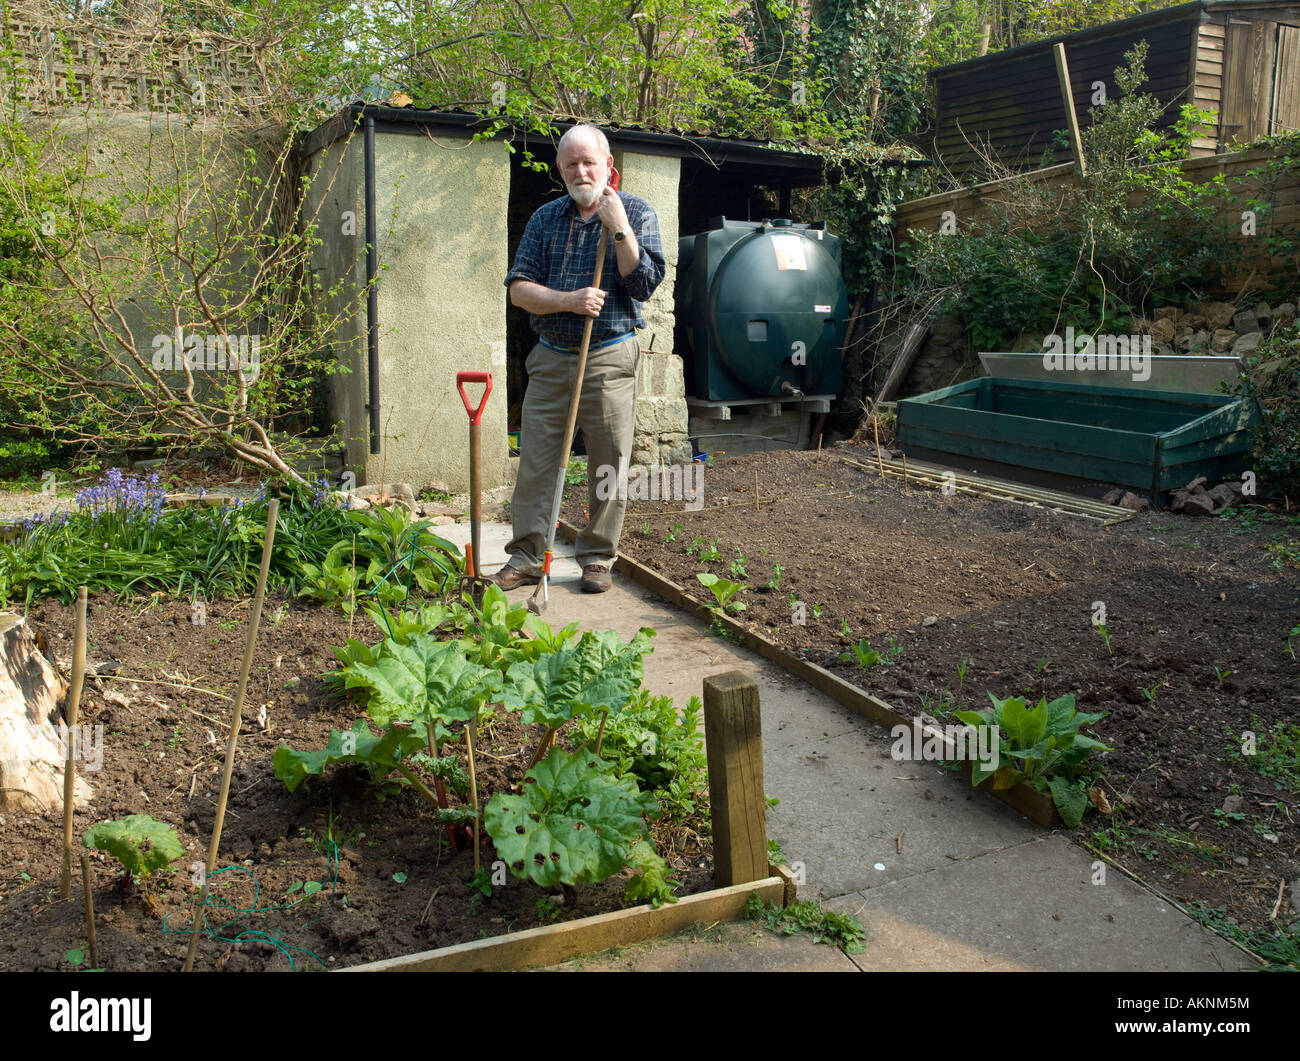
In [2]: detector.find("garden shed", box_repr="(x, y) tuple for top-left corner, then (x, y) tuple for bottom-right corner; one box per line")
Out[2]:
(930, 0), (1300, 178)
(299, 107), (828, 493)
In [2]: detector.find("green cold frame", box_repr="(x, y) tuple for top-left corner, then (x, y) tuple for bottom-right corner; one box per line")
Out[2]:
(896, 377), (1263, 506)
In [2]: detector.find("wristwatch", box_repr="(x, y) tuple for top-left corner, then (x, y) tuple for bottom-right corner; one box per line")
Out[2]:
(613, 228), (629, 244)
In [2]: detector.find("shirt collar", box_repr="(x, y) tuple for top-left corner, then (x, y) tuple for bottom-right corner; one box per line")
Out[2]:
(563, 194), (602, 223)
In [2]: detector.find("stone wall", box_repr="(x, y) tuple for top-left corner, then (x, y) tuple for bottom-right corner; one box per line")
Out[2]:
(634, 351), (693, 467)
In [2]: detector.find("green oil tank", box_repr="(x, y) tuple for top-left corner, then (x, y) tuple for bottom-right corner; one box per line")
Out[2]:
(676, 217), (848, 402)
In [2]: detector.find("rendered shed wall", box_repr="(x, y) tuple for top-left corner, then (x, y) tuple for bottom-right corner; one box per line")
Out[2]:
(307, 133), (510, 492)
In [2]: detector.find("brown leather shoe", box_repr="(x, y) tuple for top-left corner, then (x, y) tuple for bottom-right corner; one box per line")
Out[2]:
(492, 564), (539, 590)
(580, 564), (612, 593)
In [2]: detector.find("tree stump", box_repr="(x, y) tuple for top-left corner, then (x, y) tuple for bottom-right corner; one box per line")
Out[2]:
(0, 613), (93, 813)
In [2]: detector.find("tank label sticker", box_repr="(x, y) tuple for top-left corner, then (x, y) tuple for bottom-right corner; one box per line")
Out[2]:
(770, 233), (808, 271)
(814, 304), (831, 313)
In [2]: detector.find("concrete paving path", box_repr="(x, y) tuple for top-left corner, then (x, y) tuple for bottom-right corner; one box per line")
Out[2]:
(440, 519), (1252, 972)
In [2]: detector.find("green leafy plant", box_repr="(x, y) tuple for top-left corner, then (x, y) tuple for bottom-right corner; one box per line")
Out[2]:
(1186, 901), (1299, 971)
(343, 636), (503, 734)
(483, 746), (676, 905)
(664, 522), (681, 544)
(954, 693), (1110, 827)
(565, 457), (587, 486)
(82, 815), (185, 882)
(468, 867), (493, 900)
(501, 627), (655, 734)
(897, 44), (1256, 353)
(840, 638), (883, 669)
(1233, 718), (1300, 792)
(696, 572), (746, 616)
(744, 894), (866, 954)
(763, 564), (785, 591)
(1093, 622), (1112, 656)
(699, 536), (722, 562)
(730, 548), (748, 580)
(575, 690), (707, 823)
(276, 719), (439, 800)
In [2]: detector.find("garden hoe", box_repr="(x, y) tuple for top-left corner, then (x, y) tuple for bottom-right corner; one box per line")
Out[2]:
(528, 167), (620, 616)
(456, 371), (493, 608)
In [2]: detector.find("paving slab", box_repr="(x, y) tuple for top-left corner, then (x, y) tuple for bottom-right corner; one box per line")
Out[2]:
(767, 732), (1038, 899)
(824, 836), (1252, 972)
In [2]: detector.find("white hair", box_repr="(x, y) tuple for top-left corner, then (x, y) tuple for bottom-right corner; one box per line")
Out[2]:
(557, 124), (610, 158)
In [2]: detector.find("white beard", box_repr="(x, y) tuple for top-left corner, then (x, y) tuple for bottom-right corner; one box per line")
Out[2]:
(567, 179), (604, 208)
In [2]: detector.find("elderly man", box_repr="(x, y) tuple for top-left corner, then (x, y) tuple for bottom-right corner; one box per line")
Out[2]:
(495, 124), (666, 593)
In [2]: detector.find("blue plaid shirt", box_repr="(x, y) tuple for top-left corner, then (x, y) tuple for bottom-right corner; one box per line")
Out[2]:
(505, 192), (665, 347)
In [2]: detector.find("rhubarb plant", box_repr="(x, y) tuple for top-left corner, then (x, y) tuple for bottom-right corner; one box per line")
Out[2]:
(484, 746), (677, 905)
(275, 719), (430, 794)
(344, 637), (502, 733)
(273, 719), (476, 825)
(83, 814), (185, 882)
(494, 614), (581, 672)
(501, 627), (655, 730)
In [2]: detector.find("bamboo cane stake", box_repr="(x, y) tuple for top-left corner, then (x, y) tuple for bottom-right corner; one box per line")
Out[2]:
(80, 851), (97, 969)
(182, 499), (279, 973)
(60, 585), (88, 900)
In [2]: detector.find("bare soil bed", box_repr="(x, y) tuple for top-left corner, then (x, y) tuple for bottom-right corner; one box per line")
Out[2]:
(584, 445), (1300, 942)
(0, 596), (711, 972)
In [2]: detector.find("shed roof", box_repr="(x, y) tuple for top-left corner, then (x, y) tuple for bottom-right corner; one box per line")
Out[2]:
(303, 105), (840, 186)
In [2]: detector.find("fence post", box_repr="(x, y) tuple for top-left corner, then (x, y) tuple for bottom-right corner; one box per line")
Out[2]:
(702, 671), (768, 886)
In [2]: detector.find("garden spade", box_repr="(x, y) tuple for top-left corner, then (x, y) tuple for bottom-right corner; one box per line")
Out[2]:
(528, 167), (620, 616)
(456, 371), (493, 608)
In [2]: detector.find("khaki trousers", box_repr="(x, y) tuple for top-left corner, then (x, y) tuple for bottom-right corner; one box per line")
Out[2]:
(506, 336), (640, 572)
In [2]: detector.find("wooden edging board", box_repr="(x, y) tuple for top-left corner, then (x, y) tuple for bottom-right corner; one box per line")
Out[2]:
(345, 873), (791, 972)
(558, 520), (1060, 829)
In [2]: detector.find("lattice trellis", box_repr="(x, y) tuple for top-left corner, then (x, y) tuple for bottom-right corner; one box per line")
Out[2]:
(4, 16), (268, 112)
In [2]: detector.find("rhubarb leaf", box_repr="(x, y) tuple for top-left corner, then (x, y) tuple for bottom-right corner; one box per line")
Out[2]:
(484, 747), (659, 888)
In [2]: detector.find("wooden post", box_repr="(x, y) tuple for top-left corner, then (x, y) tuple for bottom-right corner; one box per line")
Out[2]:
(702, 671), (768, 887)
(1053, 42), (1088, 176)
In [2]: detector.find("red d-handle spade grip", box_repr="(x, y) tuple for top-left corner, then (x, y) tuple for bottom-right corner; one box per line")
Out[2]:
(456, 371), (492, 425)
